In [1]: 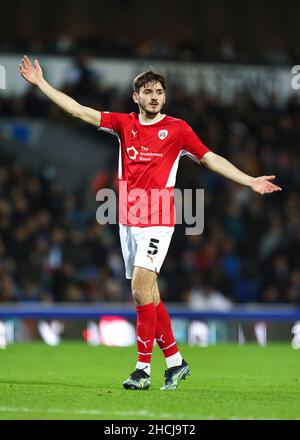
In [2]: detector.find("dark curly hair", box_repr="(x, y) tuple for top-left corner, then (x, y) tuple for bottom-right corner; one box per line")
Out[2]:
(132, 70), (166, 93)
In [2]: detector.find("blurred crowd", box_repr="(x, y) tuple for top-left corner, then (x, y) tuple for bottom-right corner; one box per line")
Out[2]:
(0, 154), (126, 303)
(0, 0), (299, 65)
(0, 63), (299, 305)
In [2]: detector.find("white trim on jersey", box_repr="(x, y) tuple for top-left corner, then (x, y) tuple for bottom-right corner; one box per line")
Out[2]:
(99, 126), (123, 179)
(165, 150), (182, 188)
(165, 149), (200, 188)
(138, 114), (166, 125)
(181, 149), (201, 164)
(98, 126), (117, 136)
(118, 140), (122, 179)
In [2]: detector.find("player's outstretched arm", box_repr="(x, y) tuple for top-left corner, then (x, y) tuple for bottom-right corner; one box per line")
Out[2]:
(200, 151), (282, 194)
(19, 56), (100, 127)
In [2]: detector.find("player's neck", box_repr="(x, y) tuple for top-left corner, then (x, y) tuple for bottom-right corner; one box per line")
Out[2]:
(139, 111), (164, 124)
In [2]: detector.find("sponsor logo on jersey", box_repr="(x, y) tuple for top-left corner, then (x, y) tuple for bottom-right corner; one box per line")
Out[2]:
(127, 146), (139, 160)
(158, 129), (168, 140)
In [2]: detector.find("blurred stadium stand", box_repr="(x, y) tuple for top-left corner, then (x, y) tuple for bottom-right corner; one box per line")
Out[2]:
(0, 0), (299, 307)
(0, 0), (300, 65)
(0, 119), (112, 191)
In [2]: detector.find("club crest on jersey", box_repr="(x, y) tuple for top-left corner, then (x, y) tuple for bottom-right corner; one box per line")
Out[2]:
(127, 146), (139, 160)
(158, 129), (168, 140)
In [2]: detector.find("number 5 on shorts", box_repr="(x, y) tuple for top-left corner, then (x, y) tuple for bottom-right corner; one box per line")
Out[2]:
(147, 238), (160, 256)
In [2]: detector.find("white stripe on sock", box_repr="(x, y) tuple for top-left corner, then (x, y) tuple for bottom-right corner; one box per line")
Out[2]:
(136, 362), (150, 376)
(161, 341), (176, 351)
(166, 352), (183, 368)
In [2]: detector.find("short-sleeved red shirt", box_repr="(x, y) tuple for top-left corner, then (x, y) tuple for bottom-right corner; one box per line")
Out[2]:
(99, 112), (210, 226)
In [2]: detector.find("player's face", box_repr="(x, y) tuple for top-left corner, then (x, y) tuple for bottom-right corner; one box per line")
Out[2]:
(133, 82), (166, 116)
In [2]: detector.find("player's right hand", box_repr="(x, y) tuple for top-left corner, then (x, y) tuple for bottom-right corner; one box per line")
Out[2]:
(19, 55), (44, 86)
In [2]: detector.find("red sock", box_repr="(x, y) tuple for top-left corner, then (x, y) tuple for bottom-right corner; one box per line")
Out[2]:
(155, 301), (179, 358)
(136, 303), (157, 363)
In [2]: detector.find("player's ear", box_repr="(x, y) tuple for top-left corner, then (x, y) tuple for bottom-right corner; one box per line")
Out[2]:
(132, 92), (139, 104)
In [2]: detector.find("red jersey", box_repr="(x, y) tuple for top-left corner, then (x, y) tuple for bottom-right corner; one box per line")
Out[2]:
(99, 112), (210, 226)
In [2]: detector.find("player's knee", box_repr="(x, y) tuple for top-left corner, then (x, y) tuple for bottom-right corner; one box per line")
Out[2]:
(131, 268), (156, 305)
(131, 286), (151, 306)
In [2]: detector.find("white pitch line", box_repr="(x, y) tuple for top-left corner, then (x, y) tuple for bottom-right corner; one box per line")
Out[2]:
(0, 406), (188, 419)
(0, 407), (278, 420)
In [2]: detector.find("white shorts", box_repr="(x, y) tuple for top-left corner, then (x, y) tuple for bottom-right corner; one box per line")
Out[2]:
(119, 224), (174, 279)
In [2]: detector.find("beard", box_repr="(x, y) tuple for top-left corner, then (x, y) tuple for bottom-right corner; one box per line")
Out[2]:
(139, 101), (164, 117)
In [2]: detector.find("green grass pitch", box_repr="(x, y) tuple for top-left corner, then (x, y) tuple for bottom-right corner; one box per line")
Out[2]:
(0, 342), (299, 420)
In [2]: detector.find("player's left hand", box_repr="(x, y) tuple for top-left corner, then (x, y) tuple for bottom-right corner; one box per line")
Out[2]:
(250, 175), (282, 194)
